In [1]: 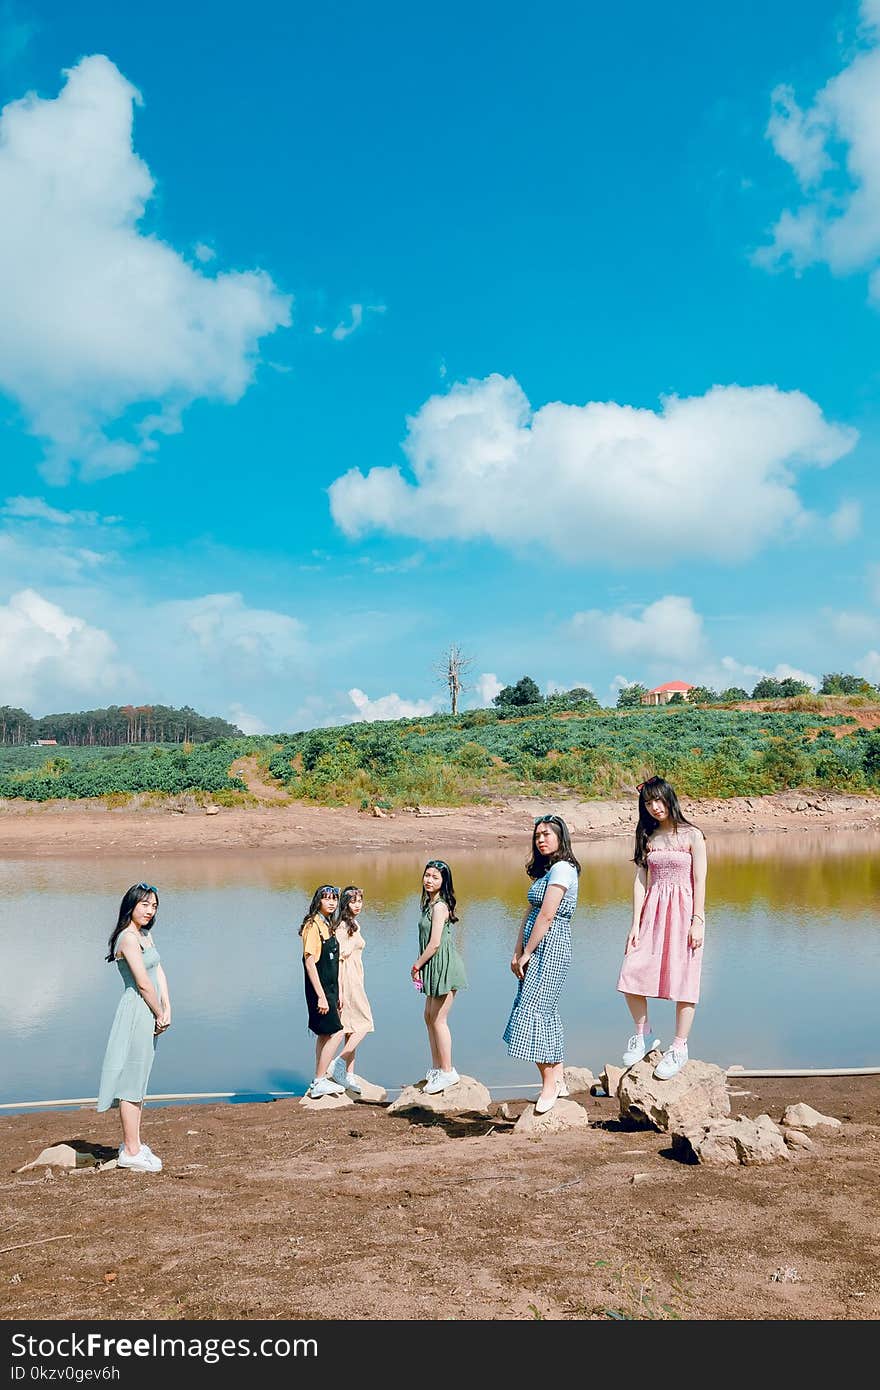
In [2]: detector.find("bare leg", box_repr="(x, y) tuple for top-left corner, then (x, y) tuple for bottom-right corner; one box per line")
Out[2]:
(536, 1061), (564, 1105)
(624, 993), (649, 1030)
(339, 1028), (369, 1072)
(424, 997), (442, 1070)
(674, 1002), (696, 1044)
(428, 991), (456, 1071)
(119, 1099), (142, 1156)
(315, 1031), (344, 1078)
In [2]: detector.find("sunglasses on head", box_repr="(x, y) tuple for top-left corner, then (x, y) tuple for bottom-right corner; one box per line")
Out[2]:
(136, 883), (158, 894)
(318, 886), (339, 897)
(534, 815), (562, 826)
(425, 861), (448, 871)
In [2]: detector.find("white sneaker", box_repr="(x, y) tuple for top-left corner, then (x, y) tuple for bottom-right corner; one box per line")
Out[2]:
(558, 1081), (570, 1098)
(117, 1144), (161, 1172)
(423, 1068), (460, 1095)
(422, 1068), (440, 1088)
(310, 1076), (345, 1099)
(653, 1044), (688, 1080)
(327, 1055), (348, 1087)
(534, 1083), (561, 1115)
(344, 1072), (362, 1095)
(622, 1034), (661, 1067)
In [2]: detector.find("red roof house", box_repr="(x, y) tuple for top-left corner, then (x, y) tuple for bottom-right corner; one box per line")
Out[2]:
(641, 681), (694, 706)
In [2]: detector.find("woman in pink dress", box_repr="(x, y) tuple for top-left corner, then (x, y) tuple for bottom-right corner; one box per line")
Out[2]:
(616, 776), (707, 1080)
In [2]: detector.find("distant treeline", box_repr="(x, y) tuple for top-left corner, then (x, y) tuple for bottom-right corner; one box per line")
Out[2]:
(0, 703), (242, 747)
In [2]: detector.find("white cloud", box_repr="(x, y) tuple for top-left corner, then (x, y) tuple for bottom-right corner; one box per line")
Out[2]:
(0, 55), (291, 482)
(194, 242), (215, 263)
(756, 3), (880, 300)
(711, 656), (818, 692)
(228, 703), (269, 735)
(330, 302), (386, 341)
(829, 499), (862, 541)
(2, 494), (114, 526)
(823, 606), (880, 643)
(856, 650), (880, 681)
(474, 672), (502, 706)
(0, 588), (126, 708)
(572, 596), (705, 664)
(158, 593), (306, 672)
(328, 375), (856, 562)
(347, 687), (442, 721)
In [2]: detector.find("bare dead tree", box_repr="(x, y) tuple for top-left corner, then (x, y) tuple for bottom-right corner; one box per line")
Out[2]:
(434, 644), (474, 715)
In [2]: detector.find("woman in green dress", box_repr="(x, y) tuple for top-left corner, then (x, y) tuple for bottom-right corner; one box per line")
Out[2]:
(97, 883), (171, 1173)
(411, 859), (467, 1095)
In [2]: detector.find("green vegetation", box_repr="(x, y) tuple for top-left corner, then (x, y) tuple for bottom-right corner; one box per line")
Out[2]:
(0, 700), (877, 806)
(0, 702), (242, 747)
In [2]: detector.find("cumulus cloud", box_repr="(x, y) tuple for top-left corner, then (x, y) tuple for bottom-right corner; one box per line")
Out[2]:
(0, 588), (126, 708)
(829, 499), (862, 541)
(228, 703), (270, 735)
(709, 656), (818, 692)
(331, 302), (386, 341)
(347, 687), (443, 721)
(328, 375), (855, 562)
(571, 595), (705, 664)
(756, 2), (880, 300)
(0, 55), (291, 482)
(474, 672), (502, 706)
(158, 593), (306, 673)
(2, 495), (116, 526)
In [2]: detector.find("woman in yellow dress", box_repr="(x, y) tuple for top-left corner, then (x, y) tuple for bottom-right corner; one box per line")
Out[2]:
(327, 885), (375, 1094)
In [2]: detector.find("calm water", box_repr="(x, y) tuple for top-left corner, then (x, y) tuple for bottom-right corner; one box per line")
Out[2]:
(2, 831), (879, 1112)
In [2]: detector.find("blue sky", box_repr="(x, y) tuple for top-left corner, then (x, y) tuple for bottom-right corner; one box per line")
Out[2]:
(1, 0), (879, 731)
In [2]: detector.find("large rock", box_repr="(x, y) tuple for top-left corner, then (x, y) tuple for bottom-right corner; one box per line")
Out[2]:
(600, 1064), (626, 1099)
(348, 1076), (388, 1105)
(562, 1066), (595, 1094)
(18, 1142), (115, 1172)
(387, 1075), (491, 1117)
(514, 1098), (590, 1136)
(299, 1092), (354, 1111)
(781, 1103), (841, 1132)
(672, 1113), (791, 1165)
(782, 1128), (815, 1152)
(618, 1057), (730, 1132)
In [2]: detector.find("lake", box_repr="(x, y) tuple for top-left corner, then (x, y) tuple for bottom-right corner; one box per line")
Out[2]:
(2, 829), (879, 1112)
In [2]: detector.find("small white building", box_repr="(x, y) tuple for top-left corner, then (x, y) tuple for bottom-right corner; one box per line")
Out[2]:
(641, 681), (694, 707)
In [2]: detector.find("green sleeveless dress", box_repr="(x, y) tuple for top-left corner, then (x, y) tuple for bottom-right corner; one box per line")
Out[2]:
(418, 902), (467, 997)
(97, 943), (160, 1111)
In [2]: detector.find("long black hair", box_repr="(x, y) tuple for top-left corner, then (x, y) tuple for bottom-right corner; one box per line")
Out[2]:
(634, 776), (696, 868)
(336, 885), (364, 937)
(526, 814), (581, 880)
(298, 884), (339, 936)
(105, 883), (159, 962)
(421, 859), (458, 923)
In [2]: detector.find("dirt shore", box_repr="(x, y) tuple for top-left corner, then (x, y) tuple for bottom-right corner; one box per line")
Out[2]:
(1, 788), (879, 858)
(1, 1075), (878, 1322)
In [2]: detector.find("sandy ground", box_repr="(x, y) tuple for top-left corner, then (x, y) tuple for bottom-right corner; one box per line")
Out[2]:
(1, 788), (879, 858)
(1, 1076), (878, 1322)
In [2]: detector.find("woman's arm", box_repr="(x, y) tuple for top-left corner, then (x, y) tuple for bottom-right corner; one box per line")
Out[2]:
(411, 903), (448, 977)
(155, 963), (171, 1031)
(689, 831), (708, 949)
(625, 866), (649, 953)
(304, 953), (329, 1013)
(510, 908), (530, 976)
(515, 884), (565, 977)
(117, 932), (163, 1021)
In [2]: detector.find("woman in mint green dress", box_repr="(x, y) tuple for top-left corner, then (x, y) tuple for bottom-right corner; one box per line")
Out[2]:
(411, 859), (467, 1096)
(97, 884), (171, 1173)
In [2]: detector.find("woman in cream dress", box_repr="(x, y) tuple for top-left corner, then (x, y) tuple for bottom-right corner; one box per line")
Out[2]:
(327, 885), (375, 1093)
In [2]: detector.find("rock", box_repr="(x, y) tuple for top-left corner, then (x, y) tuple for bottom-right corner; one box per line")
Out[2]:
(372, 805), (387, 817)
(781, 1103), (842, 1132)
(783, 1128), (815, 1152)
(618, 1057), (730, 1132)
(513, 1098), (590, 1135)
(562, 1066), (595, 1094)
(672, 1114), (790, 1165)
(18, 1143), (98, 1172)
(498, 1103), (514, 1121)
(204, 804), (220, 815)
(387, 1075), (491, 1117)
(601, 1064), (626, 1099)
(629, 1172), (652, 1184)
(349, 1077), (387, 1104)
(299, 1093), (355, 1111)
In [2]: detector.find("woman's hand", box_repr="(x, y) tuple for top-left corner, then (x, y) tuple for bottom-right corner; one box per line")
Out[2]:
(625, 926), (640, 954)
(688, 918), (704, 950)
(317, 994), (329, 1015)
(510, 954), (521, 978)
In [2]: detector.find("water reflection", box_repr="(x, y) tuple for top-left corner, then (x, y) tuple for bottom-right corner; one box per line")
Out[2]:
(1, 831), (878, 1111)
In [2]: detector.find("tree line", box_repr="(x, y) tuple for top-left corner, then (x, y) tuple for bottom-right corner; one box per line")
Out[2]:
(0, 703), (242, 746)
(490, 672), (879, 710)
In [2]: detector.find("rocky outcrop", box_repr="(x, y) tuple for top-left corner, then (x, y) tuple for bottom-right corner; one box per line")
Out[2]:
(618, 1057), (730, 1132)
(299, 1092), (354, 1111)
(672, 1113), (791, 1165)
(562, 1066), (595, 1094)
(513, 1098), (590, 1136)
(781, 1103), (841, 1132)
(348, 1077), (388, 1104)
(387, 1075), (491, 1117)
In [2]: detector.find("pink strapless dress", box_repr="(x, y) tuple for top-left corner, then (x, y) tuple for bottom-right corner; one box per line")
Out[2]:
(616, 846), (702, 1003)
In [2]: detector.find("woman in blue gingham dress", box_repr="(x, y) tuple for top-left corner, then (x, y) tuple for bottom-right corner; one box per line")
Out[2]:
(504, 815), (581, 1114)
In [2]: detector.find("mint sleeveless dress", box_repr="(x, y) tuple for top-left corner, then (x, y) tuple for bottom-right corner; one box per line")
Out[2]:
(418, 903), (467, 997)
(97, 942), (160, 1111)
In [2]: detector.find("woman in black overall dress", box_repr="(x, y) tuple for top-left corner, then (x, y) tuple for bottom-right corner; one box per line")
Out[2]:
(299, 885), (346, 1099)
